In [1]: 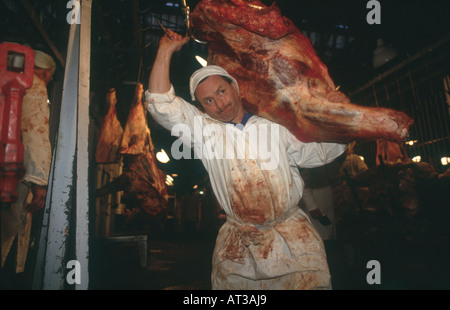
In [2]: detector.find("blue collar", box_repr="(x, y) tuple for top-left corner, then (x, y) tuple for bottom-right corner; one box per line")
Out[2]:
(228, 112), (253, 130)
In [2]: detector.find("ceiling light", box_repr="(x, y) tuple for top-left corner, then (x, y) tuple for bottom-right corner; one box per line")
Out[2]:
(441, 157), (450, 166)
(405, 140), (418, 146)
(412, 156), (421, 163)
(156, 149), (170, 163)
(195, 55), (207, 67)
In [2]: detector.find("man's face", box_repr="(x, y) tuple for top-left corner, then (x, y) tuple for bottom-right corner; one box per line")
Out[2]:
(195, 75), (245, 123)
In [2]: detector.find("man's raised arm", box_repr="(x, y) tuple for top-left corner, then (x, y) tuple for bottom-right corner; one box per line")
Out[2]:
(148, 29), (190, 94)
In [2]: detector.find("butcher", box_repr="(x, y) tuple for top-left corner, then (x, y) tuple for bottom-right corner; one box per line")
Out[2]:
(146, 29), (347, 290)
(2, 50), (54, 274)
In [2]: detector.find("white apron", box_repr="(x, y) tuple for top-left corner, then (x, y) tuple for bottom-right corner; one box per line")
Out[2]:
(146, 86), (346, 289)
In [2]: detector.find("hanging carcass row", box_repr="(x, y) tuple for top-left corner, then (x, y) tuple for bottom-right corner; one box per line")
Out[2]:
(95, 83), (168, 216)
(190, 0), (414, 143)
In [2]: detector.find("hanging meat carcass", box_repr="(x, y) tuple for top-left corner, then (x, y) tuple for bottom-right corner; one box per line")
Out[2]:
(191, 0), (414, 143)
(375, 139), (408, 165)
(119, 83), (151, 155)
(119, 83), (168, 212)
(95, 88), (123, 163)
(96, 152), (168, 216)
(96, 83), (168, 216)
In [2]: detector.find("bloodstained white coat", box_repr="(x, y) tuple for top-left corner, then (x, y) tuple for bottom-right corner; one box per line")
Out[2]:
(145, 85), (346, 289)
(1, 74), (52, 272)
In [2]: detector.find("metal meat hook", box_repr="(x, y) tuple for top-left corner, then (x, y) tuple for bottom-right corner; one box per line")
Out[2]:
(181, 0), (207, 44)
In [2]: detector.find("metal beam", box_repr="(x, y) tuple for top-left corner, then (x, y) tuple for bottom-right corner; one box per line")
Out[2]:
(18, 0), (65, 68)
(132, 0), (144, 82)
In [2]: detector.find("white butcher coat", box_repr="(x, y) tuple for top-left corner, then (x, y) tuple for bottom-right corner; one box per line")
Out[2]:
(1, 74), (52, 272)
(145, 85), (346, 289)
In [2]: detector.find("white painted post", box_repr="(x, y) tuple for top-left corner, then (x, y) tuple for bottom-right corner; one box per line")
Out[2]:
(33, 0), (92, 290)
(42, 19), (79, 290)
(76, 0), (92, 290)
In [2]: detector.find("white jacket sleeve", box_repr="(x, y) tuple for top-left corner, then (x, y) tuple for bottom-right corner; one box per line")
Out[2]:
(286, 130), (347, 168)
(144, 85), (202, 131)
(145, 85), (204, 149)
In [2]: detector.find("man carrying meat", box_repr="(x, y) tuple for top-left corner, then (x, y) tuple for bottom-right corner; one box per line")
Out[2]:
(146, 29), (347, 290)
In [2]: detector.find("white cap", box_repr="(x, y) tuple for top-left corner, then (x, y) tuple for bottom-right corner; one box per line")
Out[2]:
(189, 65), (239, 101)
(34, 50), (56, 75)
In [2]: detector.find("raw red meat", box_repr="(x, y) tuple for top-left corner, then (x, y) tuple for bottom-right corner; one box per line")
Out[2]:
(96, 153), (168, 216)
(376, 139), (408, 165)
(191, 0), (413, 143)
(96, 84), (168, 216)
(95, 88), (123, 163)
(119, 83), (150, 155)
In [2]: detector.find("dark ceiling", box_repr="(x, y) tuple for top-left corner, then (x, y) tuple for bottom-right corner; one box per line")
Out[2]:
(1, 0), (449, 191)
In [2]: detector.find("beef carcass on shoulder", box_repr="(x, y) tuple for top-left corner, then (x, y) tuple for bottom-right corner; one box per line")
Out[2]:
(191, 0), (413, 143)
